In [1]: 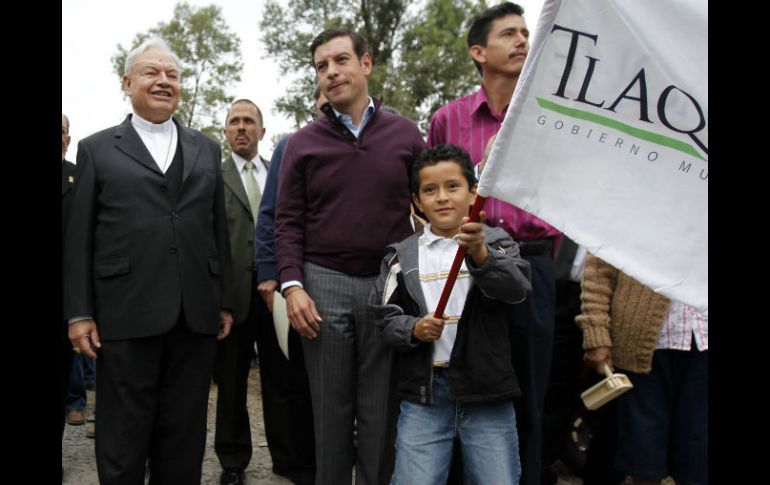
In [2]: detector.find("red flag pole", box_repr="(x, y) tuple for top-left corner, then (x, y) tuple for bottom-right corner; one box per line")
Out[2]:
(432, 195), (487, 318)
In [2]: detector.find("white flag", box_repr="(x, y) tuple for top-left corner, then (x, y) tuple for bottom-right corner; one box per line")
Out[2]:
(478, 0), (708, 316)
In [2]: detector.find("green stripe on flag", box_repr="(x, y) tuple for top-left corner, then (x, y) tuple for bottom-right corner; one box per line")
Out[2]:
(536, 97), (706, 161)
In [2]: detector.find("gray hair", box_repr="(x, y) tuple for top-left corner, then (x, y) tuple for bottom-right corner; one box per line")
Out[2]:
(124, 37), (181, 75)
(62, 113), (70, 133)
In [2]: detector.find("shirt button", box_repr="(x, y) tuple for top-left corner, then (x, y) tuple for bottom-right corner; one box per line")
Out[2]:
(171, 212), (179, 219)
(169, 246), (178, 254)
(160, 184), (168, 192)
(499, 219), (504, 224)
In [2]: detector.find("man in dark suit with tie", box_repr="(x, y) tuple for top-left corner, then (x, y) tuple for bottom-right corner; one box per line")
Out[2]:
(214, 99), (275, 485)
(63, 38), (233, 484)
(61, 113), (76, 443)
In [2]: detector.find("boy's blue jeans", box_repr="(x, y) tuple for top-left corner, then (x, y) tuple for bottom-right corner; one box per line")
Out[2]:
(391, 368), (521, 485)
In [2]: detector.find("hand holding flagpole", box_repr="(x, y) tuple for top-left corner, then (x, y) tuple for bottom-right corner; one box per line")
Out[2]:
(432, 195), (488, 319)
(432, 134), (496, 318)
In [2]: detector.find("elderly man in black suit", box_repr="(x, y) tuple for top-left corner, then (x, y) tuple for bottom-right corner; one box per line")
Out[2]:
(63, 37), (233, 485)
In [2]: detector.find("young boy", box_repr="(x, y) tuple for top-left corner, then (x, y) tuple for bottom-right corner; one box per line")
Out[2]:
(371, 143), (532, 484)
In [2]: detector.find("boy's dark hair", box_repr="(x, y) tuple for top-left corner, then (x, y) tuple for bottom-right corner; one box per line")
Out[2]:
(310, 28), (371, 67)
(411, 144), (477, 195)
(467, 2), (525, 75)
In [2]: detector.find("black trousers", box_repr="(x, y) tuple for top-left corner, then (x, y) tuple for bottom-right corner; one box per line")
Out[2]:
(509, 252), (556, 485)
(540, 281), (624, 485)
(95, 314), (217, 485)
(214, 282), (315, 484)
(540, 280), (584, 482)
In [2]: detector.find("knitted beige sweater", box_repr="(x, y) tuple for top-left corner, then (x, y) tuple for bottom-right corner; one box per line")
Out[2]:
(575, 253), (671, 374)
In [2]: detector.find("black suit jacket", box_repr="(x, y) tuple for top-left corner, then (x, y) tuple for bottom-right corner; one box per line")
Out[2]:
(62, 160), (77, 240)
(63, 115), (232, 340)
(62, 160), (77, 323)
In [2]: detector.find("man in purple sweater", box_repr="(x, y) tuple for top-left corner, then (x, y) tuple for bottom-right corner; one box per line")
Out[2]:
(274, 28), (425, 485)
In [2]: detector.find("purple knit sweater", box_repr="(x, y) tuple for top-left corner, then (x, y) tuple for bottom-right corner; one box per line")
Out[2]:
(275, 101), (425, 283)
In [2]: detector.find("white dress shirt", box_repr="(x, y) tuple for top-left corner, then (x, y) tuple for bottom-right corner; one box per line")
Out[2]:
(417, 225), (473, 366)
(231, 152), (267, 195)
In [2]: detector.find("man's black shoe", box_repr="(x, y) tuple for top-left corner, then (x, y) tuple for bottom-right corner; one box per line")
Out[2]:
(220, 468), (245, 485)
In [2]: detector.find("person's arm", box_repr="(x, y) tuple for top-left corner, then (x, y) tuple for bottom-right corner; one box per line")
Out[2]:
(369, 250), (423, 352)
(458, 212), (489, 267)
(257, 280), (278, 313)
(283, 285), (322, 338)
(68, 319), (100, 359)
(464, 223), (532, 304)
(274, 138), (322, 338)
(274, 137), (306, 285)
(210, 141), (234, 338)
(406, 122), (428, 232)
(63, 141), (102, 358)
(426, 109), (446, 148)
(254, 135), (289, 312)
(575, 253), (618, 372)
(478, 133), (496, 173)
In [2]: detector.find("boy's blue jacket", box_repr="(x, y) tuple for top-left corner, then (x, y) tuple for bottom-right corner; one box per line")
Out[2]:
(370, 225), (532, 404)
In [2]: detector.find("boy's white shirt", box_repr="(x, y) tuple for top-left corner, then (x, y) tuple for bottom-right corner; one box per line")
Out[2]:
(417, 224), (472, 365)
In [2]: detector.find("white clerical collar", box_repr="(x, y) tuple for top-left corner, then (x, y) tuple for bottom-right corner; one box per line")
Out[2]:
(131, 113), (175, 134)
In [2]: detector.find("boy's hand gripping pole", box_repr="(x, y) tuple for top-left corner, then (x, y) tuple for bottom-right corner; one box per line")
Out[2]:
(432, 196), (487, 318)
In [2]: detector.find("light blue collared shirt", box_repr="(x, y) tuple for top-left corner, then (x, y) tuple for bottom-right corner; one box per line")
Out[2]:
(332, 97), (375, 138)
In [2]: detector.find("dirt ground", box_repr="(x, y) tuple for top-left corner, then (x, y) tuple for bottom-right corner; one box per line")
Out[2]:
(62, 362), (623, 484)
(62, 363), (292, 485)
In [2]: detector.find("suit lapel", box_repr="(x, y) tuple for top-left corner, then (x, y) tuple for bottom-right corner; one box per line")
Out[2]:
(113, 116), (163, 175)
(222, 156), (251, 214)
(177, 119), (201, 185)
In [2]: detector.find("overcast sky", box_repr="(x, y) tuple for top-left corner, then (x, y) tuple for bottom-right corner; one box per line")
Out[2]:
(62, 0), (544, 162)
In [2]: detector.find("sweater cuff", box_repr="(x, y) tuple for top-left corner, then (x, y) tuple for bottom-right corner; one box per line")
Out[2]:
(279, 267), (303, 287)
(256, 262), (278, 283)
(582, 325), (613, 350)
(465, 243), (495, 273)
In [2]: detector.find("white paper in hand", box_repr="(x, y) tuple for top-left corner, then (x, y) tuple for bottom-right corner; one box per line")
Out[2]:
(272, 292), (290, 360)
